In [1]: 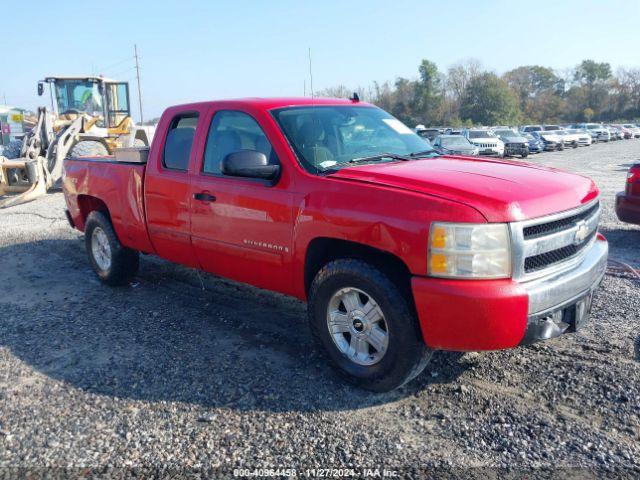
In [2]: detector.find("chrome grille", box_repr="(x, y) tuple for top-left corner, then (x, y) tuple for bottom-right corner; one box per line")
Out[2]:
(524, 231), (596, 273)
(510, 200), (601, 281)
(523, 203), (599, 239)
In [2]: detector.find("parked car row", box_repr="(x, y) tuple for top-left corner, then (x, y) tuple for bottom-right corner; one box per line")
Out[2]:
(415, 121), (640, 159)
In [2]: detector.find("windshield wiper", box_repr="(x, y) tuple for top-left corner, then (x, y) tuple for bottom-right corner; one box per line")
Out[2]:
(408, 150), (440, 158)
(348, 152), (412, 164)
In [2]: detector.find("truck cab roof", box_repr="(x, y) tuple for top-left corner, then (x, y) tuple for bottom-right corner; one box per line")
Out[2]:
(165, 97), (371, 112)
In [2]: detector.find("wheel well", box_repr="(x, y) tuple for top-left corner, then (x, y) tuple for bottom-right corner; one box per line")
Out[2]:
(77, 195), (110, 228)
(304, 237), (413, 297)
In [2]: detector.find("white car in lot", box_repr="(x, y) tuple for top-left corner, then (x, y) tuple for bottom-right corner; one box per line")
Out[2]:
(560, 129), (592, 147)
(464, 129), (505, 156)
(622, 123), (640, 138)
(576, 123), (610, 142)
(538, 131), (566, 150)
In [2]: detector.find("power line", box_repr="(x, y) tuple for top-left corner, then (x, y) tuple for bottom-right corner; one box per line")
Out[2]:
(98, 57), (134, 73)
(109, 66), (137, 79)
(308, 48), (314, 99)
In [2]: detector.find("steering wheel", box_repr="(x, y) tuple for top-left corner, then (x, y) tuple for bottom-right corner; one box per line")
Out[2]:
(352, 144), (379, 155)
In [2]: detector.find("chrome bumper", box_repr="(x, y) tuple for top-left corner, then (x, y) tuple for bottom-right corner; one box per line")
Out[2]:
(524, 236), (608, 315)
(519, 237), (608, 344)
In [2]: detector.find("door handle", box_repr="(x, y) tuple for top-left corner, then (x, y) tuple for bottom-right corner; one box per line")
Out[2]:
(194, 192), (216, 202)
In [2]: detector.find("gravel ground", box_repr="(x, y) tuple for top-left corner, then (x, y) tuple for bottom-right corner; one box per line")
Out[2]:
(0, 140), (638, 477)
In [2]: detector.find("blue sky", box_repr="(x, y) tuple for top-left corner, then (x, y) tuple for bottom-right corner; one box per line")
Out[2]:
(3, 0), (639, 120)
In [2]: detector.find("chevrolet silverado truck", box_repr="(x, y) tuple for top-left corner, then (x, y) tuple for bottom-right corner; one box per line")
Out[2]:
(63, 97), (608, 392)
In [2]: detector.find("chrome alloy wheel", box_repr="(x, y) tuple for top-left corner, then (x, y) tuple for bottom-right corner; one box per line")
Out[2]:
(91, 227), (112, 271)
(326, 287), (389, 366)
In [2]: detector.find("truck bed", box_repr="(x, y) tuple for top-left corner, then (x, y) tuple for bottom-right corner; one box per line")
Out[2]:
(63, 157), (155, 254)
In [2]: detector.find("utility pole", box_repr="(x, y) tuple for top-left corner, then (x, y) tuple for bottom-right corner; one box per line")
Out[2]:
(2, 93), (6, 105)
(134, 44), (144, 123)
(308, 48), (314, 99)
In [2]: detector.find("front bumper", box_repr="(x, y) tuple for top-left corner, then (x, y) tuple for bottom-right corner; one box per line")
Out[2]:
(528, 143), (543, 153)
(616, 191), (640, 225)
(411, 235), (608, 351)
(504, 144), (529, 156)
(478, 149), (504, 156)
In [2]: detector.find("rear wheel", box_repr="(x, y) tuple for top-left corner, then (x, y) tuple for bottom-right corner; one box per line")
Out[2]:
(68, 140), (109, 158)
(308, 259), (432, 392)
(85, 211), (139, 286)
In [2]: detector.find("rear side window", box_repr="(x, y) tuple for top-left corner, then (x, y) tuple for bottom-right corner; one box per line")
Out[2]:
(202, 110), (278, 175)
(163, 113), (199, 171)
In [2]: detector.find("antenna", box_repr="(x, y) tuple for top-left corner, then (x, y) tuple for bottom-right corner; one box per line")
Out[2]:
(308, 47), (314, 99)
(134, 44), (144, 123)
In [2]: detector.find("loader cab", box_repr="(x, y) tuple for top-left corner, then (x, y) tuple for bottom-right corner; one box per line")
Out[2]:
(39, 76), (132, 129)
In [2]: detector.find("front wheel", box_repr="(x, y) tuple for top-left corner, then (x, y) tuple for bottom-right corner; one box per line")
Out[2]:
(308, 259), (432, 392)
(85, 211), (139, 286)
(520, 150), (529, 158)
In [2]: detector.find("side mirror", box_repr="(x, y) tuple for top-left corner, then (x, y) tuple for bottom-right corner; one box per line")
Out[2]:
(37, 82), (44, 96)
(221, 150), (280, 180)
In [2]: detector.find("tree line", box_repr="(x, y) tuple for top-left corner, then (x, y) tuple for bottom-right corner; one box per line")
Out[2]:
(318, 59), (640, 127)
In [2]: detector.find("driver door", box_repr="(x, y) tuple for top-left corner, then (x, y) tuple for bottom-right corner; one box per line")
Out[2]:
(189, 108), (295, 295)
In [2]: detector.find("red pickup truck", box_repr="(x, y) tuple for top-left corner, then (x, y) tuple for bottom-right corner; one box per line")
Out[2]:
(616, 163), (640, 225)
(63, 97), (608, 391)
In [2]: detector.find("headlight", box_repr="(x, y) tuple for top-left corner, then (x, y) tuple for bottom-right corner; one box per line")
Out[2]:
(428, 222), (511, 279)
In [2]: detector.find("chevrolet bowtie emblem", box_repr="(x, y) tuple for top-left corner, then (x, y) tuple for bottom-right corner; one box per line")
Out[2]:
(574, 221), (590, 245)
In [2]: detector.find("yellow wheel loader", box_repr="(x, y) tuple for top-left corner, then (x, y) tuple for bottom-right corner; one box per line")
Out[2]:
(0, 76), (151, 208)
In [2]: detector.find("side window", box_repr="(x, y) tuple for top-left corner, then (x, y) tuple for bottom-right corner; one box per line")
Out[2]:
(163, 113), (199, 171)
(203, 110), (278, 175)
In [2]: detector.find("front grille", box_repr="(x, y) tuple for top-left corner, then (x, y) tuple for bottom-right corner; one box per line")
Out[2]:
(523, 203), (599, 239)
(524, 232), (596, 273)
(512, 200), (601, 280)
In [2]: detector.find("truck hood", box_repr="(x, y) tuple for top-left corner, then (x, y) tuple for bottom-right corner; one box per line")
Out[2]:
(329, 156), (598, 222)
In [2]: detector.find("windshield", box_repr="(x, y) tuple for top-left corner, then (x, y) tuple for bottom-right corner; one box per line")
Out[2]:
(53, 80), (103, 120)
(441, 136), (470, 146)
(272, 106), (435, 172)
(468, 130), (495, 138)
(494, 129), (516, 137)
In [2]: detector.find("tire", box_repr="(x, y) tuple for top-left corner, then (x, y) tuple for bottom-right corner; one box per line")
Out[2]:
(84, 211), (139, 286)
(308, 259), (432, 392)
(573, 141), (578, 149)
(1, 139), (23, 159)
(557, 144), (564, 151)
(68, 140), (109, 158)
(520, 151), (528, 158)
